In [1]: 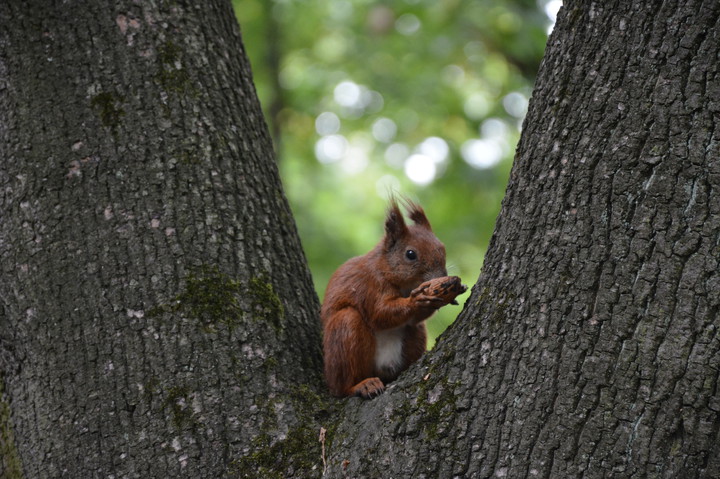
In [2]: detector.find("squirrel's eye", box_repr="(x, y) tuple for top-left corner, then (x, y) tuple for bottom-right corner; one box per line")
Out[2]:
(405, 249), (417, 260)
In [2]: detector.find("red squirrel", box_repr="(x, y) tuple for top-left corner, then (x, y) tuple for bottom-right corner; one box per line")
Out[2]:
(321, 198), (467, 398)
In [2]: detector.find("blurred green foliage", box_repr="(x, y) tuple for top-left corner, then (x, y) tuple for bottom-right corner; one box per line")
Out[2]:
(233, 0), (556, 345)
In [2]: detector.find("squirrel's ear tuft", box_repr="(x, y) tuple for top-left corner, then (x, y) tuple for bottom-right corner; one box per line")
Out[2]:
(384, 198), (408, 249)
(403, 198), (432, 231)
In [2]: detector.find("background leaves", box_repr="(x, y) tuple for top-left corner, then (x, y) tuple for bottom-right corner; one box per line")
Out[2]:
(233, 0), (559, 343)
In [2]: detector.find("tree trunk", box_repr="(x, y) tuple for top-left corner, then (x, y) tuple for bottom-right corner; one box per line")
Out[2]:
(323, 1), (720, 478)
(3, 1), (720, 478)
(0, 1), (322, 477)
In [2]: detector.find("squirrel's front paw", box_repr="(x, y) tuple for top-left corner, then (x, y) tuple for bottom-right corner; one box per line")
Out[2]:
(412, 276), (467, 306)
(413, 294), (447, 309)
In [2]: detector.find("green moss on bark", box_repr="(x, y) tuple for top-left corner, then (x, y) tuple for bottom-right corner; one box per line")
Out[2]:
(90, 92), (125, 129)
(248, 276), (285, 331)
(147, 266), (285, 332)
(147, 265), (243, 332)
(161, 386), (196, 430)
(156, 41), (196, 95)
(229, 385), (340, 478)
(0, 376), (24, 479)
(475, 286), (514, 330)
(179, 266), (244, 331)
(230, 424), (320, 478)
(411, 350), (461, 440)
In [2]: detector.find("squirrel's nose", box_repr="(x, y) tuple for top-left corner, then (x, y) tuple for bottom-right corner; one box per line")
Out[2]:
(437, 261), (448, 277)
(425, 265), (447, 280)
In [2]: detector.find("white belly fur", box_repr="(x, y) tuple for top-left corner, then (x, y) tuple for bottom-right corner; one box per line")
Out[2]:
(374, 327), (404, 375)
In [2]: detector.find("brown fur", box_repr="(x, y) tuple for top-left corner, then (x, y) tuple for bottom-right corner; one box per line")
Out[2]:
(321, 199), (466, 398)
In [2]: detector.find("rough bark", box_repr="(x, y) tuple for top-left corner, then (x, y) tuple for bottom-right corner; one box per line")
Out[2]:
(324, 1), (720, 478)
(0, 1), (323, 477)
(3, 1), (720, 478)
